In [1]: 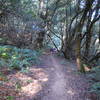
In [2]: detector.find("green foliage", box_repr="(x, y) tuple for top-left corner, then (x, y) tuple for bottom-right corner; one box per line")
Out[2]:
(6, 96), (14, 100)
(0, 45), (42, 70)
(0, 72), (8, 81)
(9, 59), (30, 70)
(27, 79), (33, 84)
(15, 82), (21, 90)
(0, 38), (7, 44)
(0, 59), (8, 67)
(89, 67), (100, 98)
(20, 67), (29, 73)
(89, 67), (100, 81)
(91, 67), (100, 72)
(90, 82), (100, 97)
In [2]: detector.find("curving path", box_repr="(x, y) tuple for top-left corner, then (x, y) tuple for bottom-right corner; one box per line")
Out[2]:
(36, 53), (91, 100)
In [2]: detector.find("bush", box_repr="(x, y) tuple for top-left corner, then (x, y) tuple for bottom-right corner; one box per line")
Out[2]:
(89, 67), (100, 81)
(90, 82), (100, 98)
(0, 45), (42, 70)
(89, 67), (100, 99)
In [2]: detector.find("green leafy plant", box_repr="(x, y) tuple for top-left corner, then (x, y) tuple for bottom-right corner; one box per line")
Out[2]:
(89, 67), (100, 81)
(27, 79), (33, 84)
(20, 67), (29, 73)
(0, 45), (42, 70)
(6, 96), (14, 100)
(90, 82), (100, 97)
(0, 72), (8, 81)
(15, 82), (21, 90)
(0, 59), (7, 67)
(89, 67), (100, 99)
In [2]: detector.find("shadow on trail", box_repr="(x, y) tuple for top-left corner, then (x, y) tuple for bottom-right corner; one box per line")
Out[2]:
(34, 53), (91, 100)
(0, 52), (91, 100)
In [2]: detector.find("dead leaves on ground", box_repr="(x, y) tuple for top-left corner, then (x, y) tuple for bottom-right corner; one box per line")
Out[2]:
(0, 67), (48, 100)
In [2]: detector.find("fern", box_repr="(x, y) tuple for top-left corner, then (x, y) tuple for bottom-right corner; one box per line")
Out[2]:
(90, 82), (100, 97)
(0, 45), (42, 70)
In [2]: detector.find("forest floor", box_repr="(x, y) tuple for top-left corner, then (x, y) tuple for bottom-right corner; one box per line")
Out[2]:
(0, 51), (92, 100)
(35, 52), (91, 100)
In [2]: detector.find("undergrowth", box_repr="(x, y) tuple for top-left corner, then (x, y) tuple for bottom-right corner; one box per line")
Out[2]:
(89, 66), (100, 99)
(0, 45), (42, 70)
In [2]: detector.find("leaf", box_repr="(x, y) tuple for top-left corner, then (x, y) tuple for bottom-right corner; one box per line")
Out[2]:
(6, 96), (14, 100)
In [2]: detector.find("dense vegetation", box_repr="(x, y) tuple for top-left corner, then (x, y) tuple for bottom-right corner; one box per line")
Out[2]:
(0, 45), (42, 70)
(0, 0), (100, 99)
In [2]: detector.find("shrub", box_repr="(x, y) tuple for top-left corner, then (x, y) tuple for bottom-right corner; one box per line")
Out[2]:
(90, 82), (100, 98)
(0, 45), (42, 70)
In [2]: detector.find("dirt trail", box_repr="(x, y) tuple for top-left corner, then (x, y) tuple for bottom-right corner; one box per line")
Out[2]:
(37, 53), (91, 100)
(0, 52), (92, 100)
(42, 55), (67, 100)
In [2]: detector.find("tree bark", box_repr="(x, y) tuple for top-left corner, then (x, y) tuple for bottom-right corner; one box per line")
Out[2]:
(76, 35), (85, 72)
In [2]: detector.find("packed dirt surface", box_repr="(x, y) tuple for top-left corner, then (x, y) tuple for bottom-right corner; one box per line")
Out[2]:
(0, 52), (92, 100)
(35, 53), (91, 100)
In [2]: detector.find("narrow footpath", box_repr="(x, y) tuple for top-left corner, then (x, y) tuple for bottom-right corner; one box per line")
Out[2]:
(35, 53), (91, 100)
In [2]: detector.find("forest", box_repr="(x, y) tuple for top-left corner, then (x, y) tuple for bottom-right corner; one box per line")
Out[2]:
(0, 0), (100, 100)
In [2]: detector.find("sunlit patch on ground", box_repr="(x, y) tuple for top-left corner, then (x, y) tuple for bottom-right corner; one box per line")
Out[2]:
(21, 82), (42, 96)
(0, 67), (48, 100)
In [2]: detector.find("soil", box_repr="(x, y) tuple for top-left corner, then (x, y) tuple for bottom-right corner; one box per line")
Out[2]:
(0, 52), (92, 100)
(35, 53), (91, 100)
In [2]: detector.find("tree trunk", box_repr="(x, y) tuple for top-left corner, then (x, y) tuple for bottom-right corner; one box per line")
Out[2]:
(84, 31), (92, 57)
(33, 31), (45, 49)
(76, 35), (85, 72)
